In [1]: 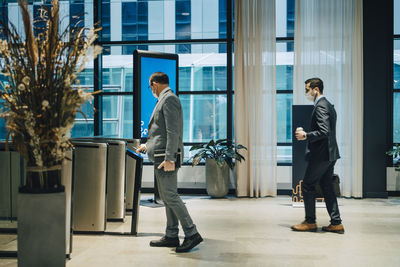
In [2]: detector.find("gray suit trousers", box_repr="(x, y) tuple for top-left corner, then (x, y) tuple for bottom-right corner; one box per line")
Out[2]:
(154, 166), (198, 238)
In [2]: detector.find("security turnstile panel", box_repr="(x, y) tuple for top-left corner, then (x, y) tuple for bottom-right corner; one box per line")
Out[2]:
(72, 142), (107, 232)
(106, 141), (126, 220)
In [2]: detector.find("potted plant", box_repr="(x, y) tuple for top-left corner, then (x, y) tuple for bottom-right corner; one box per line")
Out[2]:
(190, 139), (247, 198)
(0, 0), (101, 265)
(387, 144), (400, 171)
(386, 144), (400, 192)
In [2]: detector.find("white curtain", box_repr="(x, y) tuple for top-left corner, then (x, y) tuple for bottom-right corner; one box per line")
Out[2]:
(293, 0), (363, 198)
(234, 0), (277, 197)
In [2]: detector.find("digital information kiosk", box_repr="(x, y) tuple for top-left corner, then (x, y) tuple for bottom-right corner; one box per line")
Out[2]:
(133, 50), (179, 139)
(133, 50), (179, 205)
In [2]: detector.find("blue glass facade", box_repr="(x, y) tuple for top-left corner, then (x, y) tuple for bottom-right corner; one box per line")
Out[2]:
(219, 0), (227, 53)
(101, 2), (110, 42)
(122, 1), (148, 54)
(2, 0), (396, 164)
(70, 0), (85, 29)
(175, 0), (191, 53)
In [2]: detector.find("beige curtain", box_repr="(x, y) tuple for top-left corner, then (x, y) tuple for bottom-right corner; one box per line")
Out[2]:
(234, 0), (277, 197)
(293, 0), (363, 198)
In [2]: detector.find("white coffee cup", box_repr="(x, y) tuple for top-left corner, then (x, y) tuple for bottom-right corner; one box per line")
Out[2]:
(296, 127), (303, 132)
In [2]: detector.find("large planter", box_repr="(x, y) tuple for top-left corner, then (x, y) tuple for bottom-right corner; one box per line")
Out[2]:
(387, 167), (400, 191)
(18, 191), (66, 267)
(205, 159), (230, 198)
(21, 165), (64, 193)
(18, 166), (67, 267)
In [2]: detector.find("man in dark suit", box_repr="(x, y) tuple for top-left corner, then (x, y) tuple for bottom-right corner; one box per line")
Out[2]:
(137, 72), (203, 252)
(291, 78), (344, 234)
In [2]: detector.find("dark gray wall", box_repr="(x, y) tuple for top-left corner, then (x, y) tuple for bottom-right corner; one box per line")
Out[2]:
(363, 0), (393, 198)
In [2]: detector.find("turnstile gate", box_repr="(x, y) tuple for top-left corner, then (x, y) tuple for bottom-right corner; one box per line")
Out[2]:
(72, 142), (107, 233)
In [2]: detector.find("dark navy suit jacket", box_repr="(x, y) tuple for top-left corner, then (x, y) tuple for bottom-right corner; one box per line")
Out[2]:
(305, 97), (340, 162)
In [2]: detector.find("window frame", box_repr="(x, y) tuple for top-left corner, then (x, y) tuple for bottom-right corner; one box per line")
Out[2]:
(393, 34), (400, 151)
(92, 0), (234, 157)
(276, 37), (295, 165)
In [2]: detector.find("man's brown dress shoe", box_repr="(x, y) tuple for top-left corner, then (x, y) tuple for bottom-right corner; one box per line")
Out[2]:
(291, 221), (317, 232)
(322, 224), (345, 234)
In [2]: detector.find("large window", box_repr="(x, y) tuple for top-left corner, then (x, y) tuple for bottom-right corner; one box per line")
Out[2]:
(0, 1), (95, 138)
(0, 0), (232, 156)
(0, 0), (300, 166)
(94, 0), (233, 161)
(276, 0), (295, 164)
(0, 0), (295, 165)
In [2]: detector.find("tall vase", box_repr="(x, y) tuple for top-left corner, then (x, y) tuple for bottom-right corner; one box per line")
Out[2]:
(18, 165), (66, 267)
(205, 159), (230, 198)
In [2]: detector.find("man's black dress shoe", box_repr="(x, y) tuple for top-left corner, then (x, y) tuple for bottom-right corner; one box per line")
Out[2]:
(175, 233), (203, 253)
(150, 236), (180, 247)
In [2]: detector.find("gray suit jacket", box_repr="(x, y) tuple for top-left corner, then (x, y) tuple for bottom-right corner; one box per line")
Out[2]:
(146, 87), (184, 165)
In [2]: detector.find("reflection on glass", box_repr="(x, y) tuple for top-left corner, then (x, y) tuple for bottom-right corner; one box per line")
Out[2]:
(70, 0), (85, 29)
(6, 1), (93, 37)
(277, 146), (292, 164)
(276, 0), (295, 38)
(0, 72), (7, 139)
(71, 101), (94, 137)
(395, 40), (400, 90)
(77, 69), (94, 88)
(276, 41), (294, 64)
(102, 95), (133, 138)
(0, 99), (6, 140)
(277, 94), (293, 143)
(71, 121), (94, 138)
(277, 65), (293, 91)
(100, 49), (134, 92)
(395, 0), (400, 35)
(102, 44), (227, 92)
(180, 95), (227, 143)
(101, 1), (111, 42)
(276, 39), (293, 164)
(182, 45), (227, 91)
(175, 0), (191, 53)
(394, 93), (400, 143)
(100, 0), (227, 43)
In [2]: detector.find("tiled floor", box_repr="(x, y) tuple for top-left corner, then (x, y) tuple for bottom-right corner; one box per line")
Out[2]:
(1, 195), (400, 266)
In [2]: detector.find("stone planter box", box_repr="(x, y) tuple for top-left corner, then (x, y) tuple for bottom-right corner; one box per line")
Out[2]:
(18, 192), (66, 267)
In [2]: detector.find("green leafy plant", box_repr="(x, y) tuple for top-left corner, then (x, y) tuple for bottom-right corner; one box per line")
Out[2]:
(387, 144), (400, 171)
(189, 139), (247, 170)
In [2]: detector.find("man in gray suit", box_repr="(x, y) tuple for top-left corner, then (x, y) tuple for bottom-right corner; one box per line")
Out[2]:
(137, 72), (203, 253)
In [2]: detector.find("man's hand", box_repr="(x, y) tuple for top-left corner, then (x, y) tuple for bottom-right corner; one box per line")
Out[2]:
(295, 130), (307, 141)
(136, 144), (147, 154)
(158, 160), (175, 172)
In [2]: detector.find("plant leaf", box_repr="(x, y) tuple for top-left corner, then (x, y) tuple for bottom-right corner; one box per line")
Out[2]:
(236, 144), (247, 150)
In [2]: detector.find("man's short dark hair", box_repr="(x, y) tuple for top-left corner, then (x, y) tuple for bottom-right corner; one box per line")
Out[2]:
(150, 72), (169, 85)
(305, 78), (324, 94)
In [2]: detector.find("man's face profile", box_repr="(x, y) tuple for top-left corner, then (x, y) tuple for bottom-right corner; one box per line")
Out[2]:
(305, 83), (313, 94)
